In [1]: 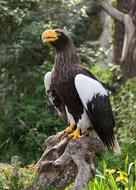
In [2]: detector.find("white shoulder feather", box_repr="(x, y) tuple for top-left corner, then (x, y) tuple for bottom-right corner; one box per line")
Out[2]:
(75, 74), (108, 109)
(44, 71), (52, 91)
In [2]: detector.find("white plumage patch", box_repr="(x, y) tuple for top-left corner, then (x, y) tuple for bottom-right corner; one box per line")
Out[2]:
(65, 106), (76, 125)
(77, 109), (92, 133)
(75, 74), (108, 109)
(44, 71), (52, 91)
(44, 71), (55, 104)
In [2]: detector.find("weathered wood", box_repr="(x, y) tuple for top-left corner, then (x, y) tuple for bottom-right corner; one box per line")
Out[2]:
(100, 0), (125, 23)
(31, 131), (101, 190)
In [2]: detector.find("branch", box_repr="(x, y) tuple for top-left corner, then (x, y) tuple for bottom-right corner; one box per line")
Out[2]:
(31, 131), (102, 190)
(120, 14), (135, 63)
(98, 0), (125, 24)
(97, 0), (135, 64)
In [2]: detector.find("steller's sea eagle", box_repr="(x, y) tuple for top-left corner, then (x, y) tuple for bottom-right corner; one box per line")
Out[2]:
(41, 29), (120, 153)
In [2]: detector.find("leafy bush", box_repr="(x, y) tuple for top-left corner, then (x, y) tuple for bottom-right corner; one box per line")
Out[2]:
(0, 164), (36, 190)
(0, 0), (89, 164)
(113, 78), (136, 144)
(109, 78), (136, 165)
(77, 45), (108, 67)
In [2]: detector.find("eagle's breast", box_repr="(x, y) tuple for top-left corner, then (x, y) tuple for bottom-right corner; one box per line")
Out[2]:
(51, 68), (84, 123)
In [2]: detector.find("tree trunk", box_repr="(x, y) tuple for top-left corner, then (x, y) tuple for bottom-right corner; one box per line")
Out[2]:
(114, 0), (131, 65)
(99, 0), (136, 81)
(114, 0), (136, 80)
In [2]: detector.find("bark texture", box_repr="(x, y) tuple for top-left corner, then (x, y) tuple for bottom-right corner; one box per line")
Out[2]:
(114, 0), (131, 65)
(31, 132), (101, 190)
(122, 0), (136, 80)
(113, 0), (136, 80)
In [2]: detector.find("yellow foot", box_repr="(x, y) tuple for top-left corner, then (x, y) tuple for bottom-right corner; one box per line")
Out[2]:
(68, 128), (81, 139)
(57, 124), (76, 138)
(65, 124), (76, 134)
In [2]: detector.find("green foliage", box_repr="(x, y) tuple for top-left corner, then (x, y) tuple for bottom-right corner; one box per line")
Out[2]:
(0, 158), (135, 190)
(77, 45), (108, 67)
(0, 164), (37, 190)
(0, 0), (91, 164)
(88, 62), (122, 85)
(65, 159), (136, 190)
(91, 64), (113, 84)
(88, 159), (136, 190)
(113, 78), (136, 143)
(106, 78), (136, 166)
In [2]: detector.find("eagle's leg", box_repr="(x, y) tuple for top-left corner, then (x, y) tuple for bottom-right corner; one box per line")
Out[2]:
(57, 124), (76, 137)
(68, 127), (81, 139)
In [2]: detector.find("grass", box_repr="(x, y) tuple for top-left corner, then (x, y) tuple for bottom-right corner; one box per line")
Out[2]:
(66, 158), (136, 190)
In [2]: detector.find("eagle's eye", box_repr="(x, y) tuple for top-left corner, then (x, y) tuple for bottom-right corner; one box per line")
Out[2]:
(55, 30), (64, 38)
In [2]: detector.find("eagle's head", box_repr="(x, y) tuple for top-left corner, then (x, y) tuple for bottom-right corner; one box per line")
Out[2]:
(41, 29), (72, 51)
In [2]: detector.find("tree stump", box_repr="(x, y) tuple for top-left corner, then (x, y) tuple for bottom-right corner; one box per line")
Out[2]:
(31, 131), (102, 190)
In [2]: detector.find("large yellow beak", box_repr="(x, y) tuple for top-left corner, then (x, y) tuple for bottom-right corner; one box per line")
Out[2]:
(41, 29), (58, 43)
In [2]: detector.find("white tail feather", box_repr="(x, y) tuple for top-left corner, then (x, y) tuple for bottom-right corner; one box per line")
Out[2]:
(112, 136), (121, 154)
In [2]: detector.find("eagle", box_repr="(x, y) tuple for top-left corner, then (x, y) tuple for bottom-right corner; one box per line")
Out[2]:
(41, 29), (120, 153)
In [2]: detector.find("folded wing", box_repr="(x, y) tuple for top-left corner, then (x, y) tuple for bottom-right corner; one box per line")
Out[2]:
(75, 74), (120, 153)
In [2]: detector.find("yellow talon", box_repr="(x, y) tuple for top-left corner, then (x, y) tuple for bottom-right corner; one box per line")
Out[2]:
(57, 124), (76, 138)
(65, 124), (75, 133)
(68, 128), (81, 139)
